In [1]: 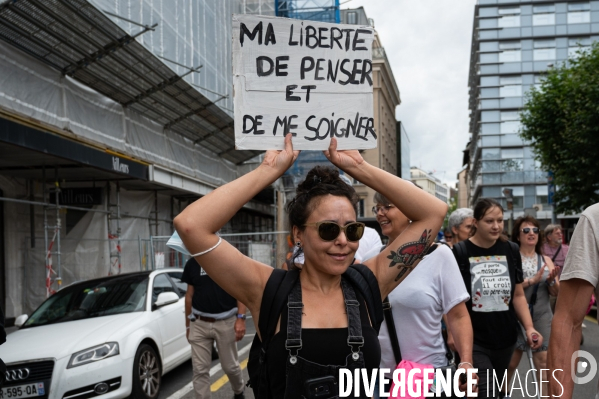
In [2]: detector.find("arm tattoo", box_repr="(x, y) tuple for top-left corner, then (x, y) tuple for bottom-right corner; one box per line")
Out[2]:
(387, 229), (432, 281)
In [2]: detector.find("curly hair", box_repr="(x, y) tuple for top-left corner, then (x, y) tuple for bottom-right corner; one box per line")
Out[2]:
(286, 166), (359, 268)
(511, 216), (543, 255)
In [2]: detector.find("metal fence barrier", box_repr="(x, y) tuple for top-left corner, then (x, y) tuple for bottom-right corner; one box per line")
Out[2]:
(139, 231), (290, 270)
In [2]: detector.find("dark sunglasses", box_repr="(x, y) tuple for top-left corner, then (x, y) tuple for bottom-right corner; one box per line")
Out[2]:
(521, 227), (540, 234)
(304, 221), (365, 242)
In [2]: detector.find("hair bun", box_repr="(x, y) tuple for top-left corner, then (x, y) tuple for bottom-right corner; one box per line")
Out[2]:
(297, 166), (340, 194)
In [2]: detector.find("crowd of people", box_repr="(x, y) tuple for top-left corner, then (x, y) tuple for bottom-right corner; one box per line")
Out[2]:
(173, 136), (597, 399)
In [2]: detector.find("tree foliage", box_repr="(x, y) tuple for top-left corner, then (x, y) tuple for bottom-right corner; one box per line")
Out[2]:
(520, 42), (599, 214)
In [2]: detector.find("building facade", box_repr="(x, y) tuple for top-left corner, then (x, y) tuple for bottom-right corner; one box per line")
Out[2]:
(467, 0), (599, 221)
(397, 121), (412, 180)
(411, 167), (451, 204)
(0, 0), (276, 319)
(340, 7), (401, 218)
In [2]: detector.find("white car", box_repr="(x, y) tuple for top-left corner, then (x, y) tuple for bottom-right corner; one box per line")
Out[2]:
(0, 269), (191, 399)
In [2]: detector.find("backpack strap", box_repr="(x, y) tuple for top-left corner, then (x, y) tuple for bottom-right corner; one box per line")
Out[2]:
(452, 240), (469, 272)
(259, 268), (301, 342)
(344, 264), (384, 333)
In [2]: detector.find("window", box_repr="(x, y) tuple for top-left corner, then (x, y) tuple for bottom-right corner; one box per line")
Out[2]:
(501, 110), (520, 121)
(346, 11), (357, 25)
(500, 51), (521, 63)
(533, 5), (555, 13)
(499, 76), (522, 98)
(167, 272), (187, 297)
(536, 186), (549, 205)
(499, 15), (520, 28)
(499, 41), (521, 50)
(152, 274), (177, 304)
(501, 121), (521, 133)
(568, 37), (592, 58)
(533, 13), (556, 26)
(503, 186), (524, 197)
(501, 159), (523, 172)
(501, 148), (524, 159)
(499, 42), (521, 63)
(498, 7), (520, 15)
(534, 48), (556, 60)
(533, 75), (546, 90)
(533, 5), (556, 26)
(568, 3), (591, 24)
(533, 40), (556, 61)
(500, 85), (522, 97)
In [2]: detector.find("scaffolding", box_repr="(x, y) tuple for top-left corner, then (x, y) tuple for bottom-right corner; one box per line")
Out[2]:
(275, 0), (340, 23)
(107, 182), (122, 276)
(241, 0), (340, 23)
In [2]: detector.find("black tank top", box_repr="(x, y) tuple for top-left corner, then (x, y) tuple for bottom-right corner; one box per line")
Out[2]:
(265, 291), (381, 397)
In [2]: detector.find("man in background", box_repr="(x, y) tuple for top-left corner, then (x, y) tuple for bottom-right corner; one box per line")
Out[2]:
(183, 257), (246, 399)
(543, 224), (569, 276)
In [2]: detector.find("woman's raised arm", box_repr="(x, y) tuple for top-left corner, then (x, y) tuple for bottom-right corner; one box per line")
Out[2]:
(174, 135), (299, 314)
(324, 138), (448, 298)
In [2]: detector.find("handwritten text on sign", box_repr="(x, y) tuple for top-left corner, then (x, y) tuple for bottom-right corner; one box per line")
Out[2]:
(232, 15), (376, 150)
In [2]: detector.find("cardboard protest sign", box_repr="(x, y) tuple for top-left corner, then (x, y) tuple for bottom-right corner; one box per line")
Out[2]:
(232, 14), (376, 150)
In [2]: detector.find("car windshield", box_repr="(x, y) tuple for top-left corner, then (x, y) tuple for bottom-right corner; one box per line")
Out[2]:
(23, 274), (149, 328)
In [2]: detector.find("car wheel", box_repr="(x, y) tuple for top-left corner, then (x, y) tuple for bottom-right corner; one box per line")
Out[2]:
(132, 344), (161, 399)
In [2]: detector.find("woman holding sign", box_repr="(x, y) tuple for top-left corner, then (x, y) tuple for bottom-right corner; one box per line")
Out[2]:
(451, 199), (543, 399)
(174, 135), (447, 398)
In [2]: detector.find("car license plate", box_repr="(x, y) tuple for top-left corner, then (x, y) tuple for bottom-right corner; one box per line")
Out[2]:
(0, 383), (45, 399)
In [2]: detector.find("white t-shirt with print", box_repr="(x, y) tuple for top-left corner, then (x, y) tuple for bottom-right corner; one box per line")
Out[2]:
(379, 244), (470, 373)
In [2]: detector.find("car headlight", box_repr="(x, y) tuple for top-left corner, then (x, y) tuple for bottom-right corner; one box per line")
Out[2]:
(67, 342), (119, 368)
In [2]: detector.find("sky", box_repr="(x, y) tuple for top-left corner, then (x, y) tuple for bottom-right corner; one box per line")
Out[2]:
(343, 0), (478, 186)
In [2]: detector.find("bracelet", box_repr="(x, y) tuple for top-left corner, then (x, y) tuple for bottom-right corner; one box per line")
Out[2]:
(458, 362), (474, 369)
(186, 326), (190, 330)
(237, 314), (247, 320)
(191, 237), (222, 257)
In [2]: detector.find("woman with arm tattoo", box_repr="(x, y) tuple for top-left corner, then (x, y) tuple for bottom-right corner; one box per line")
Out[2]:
(373, 191), (477, 398)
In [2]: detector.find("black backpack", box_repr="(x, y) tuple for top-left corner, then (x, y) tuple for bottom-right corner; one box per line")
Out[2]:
(247, 264), (384, 398)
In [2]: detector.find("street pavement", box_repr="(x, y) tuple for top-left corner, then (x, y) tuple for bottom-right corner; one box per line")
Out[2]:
(161, 313), (599, 399)
(7, 311), (594, 399)
(159, 316), (257, 399)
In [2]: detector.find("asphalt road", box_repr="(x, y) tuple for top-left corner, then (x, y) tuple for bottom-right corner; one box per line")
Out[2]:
(160, 314), (599, 399)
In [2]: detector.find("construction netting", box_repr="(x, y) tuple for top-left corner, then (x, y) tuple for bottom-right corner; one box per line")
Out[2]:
(0, 36), (239, 189)
(1, 174), (175, 316)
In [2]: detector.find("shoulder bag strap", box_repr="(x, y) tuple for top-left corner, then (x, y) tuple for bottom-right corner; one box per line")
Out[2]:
(383, 297), (402, 365)
(551, 244), (562, 262)
(528, 254), (543, 317)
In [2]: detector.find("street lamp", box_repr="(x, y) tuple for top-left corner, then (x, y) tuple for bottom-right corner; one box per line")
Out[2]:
(503, 188), (514, 237)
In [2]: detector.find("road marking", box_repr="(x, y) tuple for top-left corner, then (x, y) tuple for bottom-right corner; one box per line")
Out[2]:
(585, 315), (597, 324)
(166, 339), (254, 399)
(211, 358), (249, 392)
